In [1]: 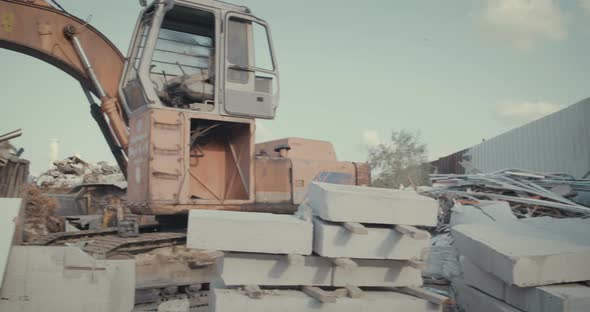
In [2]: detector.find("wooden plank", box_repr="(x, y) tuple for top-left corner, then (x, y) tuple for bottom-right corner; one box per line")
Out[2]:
(398, 286), (452, 306)
(286, 254), (304, 266)
(345, 285), (365, 298)
(244, 285), (263, 299)
(343, 222), (368, 235)
(406, 260), (427, 271)
(302, 286), (336, 303)
(394, 225), (430, 240)
(333, 288), (348, 298)
(332, 258), (358, 269)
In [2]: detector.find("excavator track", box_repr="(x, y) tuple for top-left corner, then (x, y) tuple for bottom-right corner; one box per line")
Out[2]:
(28, 229), (187, 259)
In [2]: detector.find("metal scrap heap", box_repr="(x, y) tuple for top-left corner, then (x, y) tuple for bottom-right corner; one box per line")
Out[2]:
(426, 169), (590, 219)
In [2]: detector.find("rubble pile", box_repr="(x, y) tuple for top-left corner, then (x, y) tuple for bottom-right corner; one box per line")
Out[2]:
(188, 182), (449, 312)
(36, 156), (124, 188)
(23, 185), (64, 241)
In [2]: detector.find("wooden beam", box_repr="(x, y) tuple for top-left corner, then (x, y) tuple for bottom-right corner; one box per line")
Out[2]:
(398, 287), (452, 306)
(302, 286), (336, 303)
(345, 285), (365, 298)
(394, 225), (430, 240)
(244, 285), (263, 299)
(406, 260), (427, 271)
(286, 254), (305, 266)
(332, 258), (358, 269)
(333, 288), (348, 298)
(343, 222), (368, 235)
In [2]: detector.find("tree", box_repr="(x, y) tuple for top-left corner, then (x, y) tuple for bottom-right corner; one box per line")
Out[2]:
(367, 130), (429, 188)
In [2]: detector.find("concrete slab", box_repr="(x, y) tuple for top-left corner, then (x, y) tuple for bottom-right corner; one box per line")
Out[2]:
(307, 182), (438, 226)
(218, 252), (332, 286)
(332, 258), (423, 287)
(453, 279), (523, 312)
(451, 218), (590, 287)
(0, 198), (21, 282)
(462, 256), (590, 312)
(313, 217), (429, 260)
(0, 246), (135, 312)
(187, 210), (312, 255)
(158, 299), (190, 312)
(210, 288), (442, 312)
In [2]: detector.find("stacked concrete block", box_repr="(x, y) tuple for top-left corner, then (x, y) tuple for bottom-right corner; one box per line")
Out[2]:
(187, 210), (313, 255)
(210, 288), (442, 312)
(308, 182), (438, 226)
(452, 217), (590, 312)
(190, 183), (444, 311)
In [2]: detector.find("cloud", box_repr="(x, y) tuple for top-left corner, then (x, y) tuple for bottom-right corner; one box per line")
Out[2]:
(362, 130), (382, 147)
(480, 0), (568, 49)
(255, 121), (274, 143)
(493, 100), (564, 124)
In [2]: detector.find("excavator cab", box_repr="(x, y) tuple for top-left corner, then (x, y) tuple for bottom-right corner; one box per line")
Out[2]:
(120, 0), (280, 213)
(120, 0), (279, 119)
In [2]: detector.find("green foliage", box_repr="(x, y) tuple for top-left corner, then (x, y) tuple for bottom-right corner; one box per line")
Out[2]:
(367, 130), (429, 188)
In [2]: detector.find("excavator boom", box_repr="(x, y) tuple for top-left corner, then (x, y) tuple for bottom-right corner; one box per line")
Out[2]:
(0, 0), (129, 171)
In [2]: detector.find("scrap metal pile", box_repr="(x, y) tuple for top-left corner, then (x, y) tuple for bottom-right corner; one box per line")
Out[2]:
(426, 169), (590, 220)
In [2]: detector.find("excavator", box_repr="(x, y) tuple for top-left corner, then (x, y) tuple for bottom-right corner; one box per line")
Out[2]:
(0, 0), (370, 308)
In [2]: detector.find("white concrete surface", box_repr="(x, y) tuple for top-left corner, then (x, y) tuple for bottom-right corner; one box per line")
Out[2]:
(218, 252), (332, 286)
(0, 246), (134, 312)
(187, 210), (312, 255)
(453, 279), (523, 312)
(210, 288), (442, 312)
(452, 218), (590, 287)
(332, 258), (423, 287)
(462, 256), (590, 312)
(307, 182), (438, 226)
(0, 198), (21, 282)
(313, 218), (429, 260)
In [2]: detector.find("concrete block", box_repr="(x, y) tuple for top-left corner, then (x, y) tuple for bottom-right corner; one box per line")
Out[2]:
(0, 246), (134, 312)
(313, 217), (429, 260)
(453, 279), (523, 312)
(187, 210), (312, 255)
(210, 288), (442, 312)
(451, 218), (590, 287)
(332, 258), (423, 287)
(462, 256), (590, 312)
(0, 198), (21, 282)
(218, 252), (332, 286)
(308, 182), (438, 226)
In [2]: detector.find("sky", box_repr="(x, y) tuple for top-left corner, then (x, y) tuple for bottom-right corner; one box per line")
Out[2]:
(2, 0), (590, 175)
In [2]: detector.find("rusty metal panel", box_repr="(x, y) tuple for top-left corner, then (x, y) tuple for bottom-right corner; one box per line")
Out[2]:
(127, 108), (152, 204)
(255, 138), (338, 161)
(255, 157), (292, 203)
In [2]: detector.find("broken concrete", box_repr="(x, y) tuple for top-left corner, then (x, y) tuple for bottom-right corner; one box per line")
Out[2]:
(307, 182), (438, 226)
(218, 252), (332, 286)
(313, 217), (429, 260)
(462, 256), (590, 312)
(210, 288), (442, 312)
(0, 246), (134, 312)
(453, 279), (522, 312)
(157, 298), (190, 312)
(451, 218), (590, 286)
(0, 198), (21, 282)
(187, 210), (312, 255)
(135, 246), (219, 289)
(332, 258), (423, 287)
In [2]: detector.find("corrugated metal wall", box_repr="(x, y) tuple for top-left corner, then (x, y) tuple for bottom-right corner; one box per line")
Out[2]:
(464, 98), (590, 178)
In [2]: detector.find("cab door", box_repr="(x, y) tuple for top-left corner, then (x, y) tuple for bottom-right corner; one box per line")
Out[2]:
(223, 13), (279, 119)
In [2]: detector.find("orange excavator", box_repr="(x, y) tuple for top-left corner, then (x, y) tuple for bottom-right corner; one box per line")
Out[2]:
(0, 0), (370, 217)
(0, 0), (370, 305)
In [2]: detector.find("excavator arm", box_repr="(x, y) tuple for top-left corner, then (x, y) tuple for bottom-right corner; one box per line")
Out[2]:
(0, 0), (129, 174)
